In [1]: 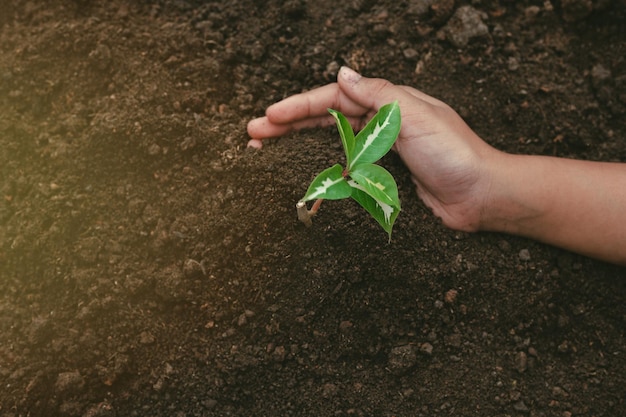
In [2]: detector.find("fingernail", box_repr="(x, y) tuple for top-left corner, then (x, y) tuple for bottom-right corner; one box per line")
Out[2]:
(340, 66), (361, 83)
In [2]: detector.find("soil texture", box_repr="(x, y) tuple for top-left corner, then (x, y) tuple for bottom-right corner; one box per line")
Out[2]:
(1, 1), (625, 416)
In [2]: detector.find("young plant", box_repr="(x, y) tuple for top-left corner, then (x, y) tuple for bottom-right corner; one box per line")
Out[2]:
(296, 101), (402, 239)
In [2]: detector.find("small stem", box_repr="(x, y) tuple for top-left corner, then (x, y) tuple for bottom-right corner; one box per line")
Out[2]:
(296, 201), (312, 227)
(310, 198), (323, 215)
(296, 199), (324, 227)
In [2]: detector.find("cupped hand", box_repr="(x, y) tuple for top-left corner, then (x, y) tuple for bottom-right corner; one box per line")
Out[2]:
(247, 66), (501, 232)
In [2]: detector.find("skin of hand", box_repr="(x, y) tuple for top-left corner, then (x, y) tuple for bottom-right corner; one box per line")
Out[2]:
(247, 66), (626, 266)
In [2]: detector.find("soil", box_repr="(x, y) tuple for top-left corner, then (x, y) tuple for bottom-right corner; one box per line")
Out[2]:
(1, 1), (625, 416)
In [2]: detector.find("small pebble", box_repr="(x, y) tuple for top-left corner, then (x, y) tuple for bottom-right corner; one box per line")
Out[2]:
(513, 400), (530, 413)
(147, 143), (161, 155)
(557, 340), (570, 353)
(524, 5), (541, 19)
(321, 382), (339, 398)
(420, 342), (434, 355)
(183, 258), (205, 277)
(388, 345), (417, 372)
(519, 248), (531, 261)
(339, 320), (353, 332)
(139, 331), (155, 345)
(515, 351), (528, 373)
(403, 48), (419, 60)
(444, 289), (458, 304)
(498, 240), (511, 252)
(55, 370), (85, 393)
(272, 346), (286, 362)
(440, 6), (489, 48)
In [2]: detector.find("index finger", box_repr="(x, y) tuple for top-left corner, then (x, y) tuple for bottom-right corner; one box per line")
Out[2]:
(265, 83), (369, 125)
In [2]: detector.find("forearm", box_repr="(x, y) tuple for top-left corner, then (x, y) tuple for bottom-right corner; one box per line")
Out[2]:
(480, 153), (626, 266)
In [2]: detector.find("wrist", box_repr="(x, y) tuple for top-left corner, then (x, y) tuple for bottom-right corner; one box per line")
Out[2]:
(477, 153), (545, 236)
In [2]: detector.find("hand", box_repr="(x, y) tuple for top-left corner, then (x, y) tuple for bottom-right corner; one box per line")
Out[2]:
(248, 67), (626, 265)
(247, 66), (500, 232)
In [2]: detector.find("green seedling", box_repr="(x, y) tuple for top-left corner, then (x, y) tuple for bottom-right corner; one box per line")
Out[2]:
(296, 101), (402, 239)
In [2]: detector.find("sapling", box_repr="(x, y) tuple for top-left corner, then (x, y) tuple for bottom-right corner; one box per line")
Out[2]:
(297, 101), (402, 239)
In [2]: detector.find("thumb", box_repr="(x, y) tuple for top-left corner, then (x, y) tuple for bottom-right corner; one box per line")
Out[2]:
(337, 66), (401, 110)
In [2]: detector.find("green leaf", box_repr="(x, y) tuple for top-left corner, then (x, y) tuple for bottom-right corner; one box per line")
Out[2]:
(297, 103), (403, 238)
(300, 164), (351, 202)
(348, 180), (401, 238)
(328, 108), (355, 167)
(348, 101), (401, 169)
(349, 163), (400, 208)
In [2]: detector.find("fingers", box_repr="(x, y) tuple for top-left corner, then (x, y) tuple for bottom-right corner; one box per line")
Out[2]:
(265, 83), (374, 124)
(247, 114), (339, 140)
(247, 66), (443, 147)
(337, 67), (438, 121)
(247, 116), (293, 139)
(264, 83), (341, 124)
(247, 74), (370, 145)
(337, 66), (396, 109)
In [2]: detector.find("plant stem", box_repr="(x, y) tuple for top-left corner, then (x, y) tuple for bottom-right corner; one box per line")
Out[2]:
(296, 201), (312, 227)
(296, 199), (324, 227)
(310, 198), (323, 214)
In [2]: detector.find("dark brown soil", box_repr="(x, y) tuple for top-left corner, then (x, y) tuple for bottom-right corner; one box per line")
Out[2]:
(1, 1), (625, 416)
